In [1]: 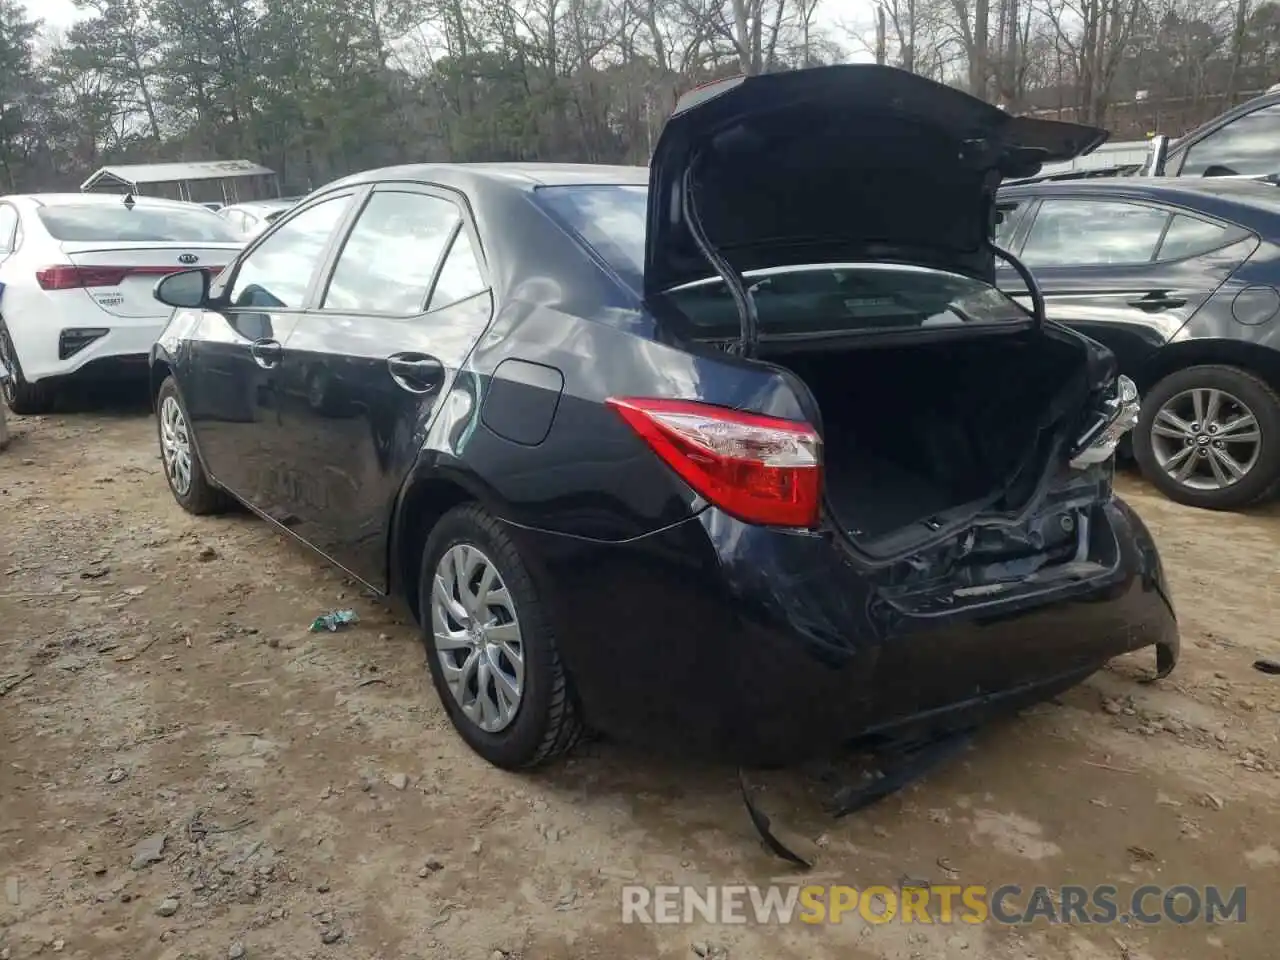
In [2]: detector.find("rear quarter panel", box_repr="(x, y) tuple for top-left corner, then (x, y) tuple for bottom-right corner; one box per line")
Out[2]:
(406, 183), (808, 543)
(1167, 238), (1280, 358)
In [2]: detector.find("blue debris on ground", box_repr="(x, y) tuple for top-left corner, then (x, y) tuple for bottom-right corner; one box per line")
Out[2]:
(309, 609), (360, 633)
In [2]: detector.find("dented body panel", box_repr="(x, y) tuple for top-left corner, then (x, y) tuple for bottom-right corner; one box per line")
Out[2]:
(147, 70), (1176, 766)
(506, 493), (1176, 763)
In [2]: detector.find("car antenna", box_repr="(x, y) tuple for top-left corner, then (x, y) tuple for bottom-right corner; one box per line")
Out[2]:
(123, 192), (136, 210)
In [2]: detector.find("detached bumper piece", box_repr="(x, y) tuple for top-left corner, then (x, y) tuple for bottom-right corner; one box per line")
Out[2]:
(1142, 632), (1179, 684)
(826, 729), (973, 819)
(738, 769), (813, 869)
(59, 328), (109, 360)
(739, 727), (973, 869)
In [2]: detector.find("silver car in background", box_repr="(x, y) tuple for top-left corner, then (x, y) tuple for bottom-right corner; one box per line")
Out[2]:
(217, 198), (300, 238)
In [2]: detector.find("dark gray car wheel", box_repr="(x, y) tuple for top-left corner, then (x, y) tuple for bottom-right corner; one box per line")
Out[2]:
(1134, 365), (1280, 510)
(418, 504), (583, 769)
(156, 376), (229, 515)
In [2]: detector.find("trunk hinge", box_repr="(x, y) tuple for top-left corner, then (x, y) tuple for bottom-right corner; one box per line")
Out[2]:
(983, 167), (1046, 330)
(681, 157), (759, 358)
(992, 241), (1046, 330)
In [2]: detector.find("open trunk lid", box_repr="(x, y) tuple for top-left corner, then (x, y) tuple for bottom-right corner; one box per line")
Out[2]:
(644, 65), (1107, 349)
(55, 241), (241, 319)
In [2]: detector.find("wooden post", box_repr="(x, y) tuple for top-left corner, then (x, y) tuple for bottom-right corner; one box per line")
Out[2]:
(875, 6), (887, 65)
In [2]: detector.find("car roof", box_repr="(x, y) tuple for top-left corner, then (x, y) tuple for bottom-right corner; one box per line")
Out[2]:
(225, 199), (296, 211)
(1000, 176), (1280, 205)
(1168, 89), (1280, 153)
(998, 177), (1280, 235)
(325, 162), (648, 193)
(2, 192), (215, 211)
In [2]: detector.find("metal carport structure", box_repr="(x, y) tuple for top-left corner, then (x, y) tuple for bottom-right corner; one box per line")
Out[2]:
(79, 160), (281, 205)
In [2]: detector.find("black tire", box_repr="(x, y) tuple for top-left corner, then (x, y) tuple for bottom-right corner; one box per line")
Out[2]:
(418, 503), (582, 769)
(155, 376), (229, 515)
(1134, 364), (1280, 510)
(0, 319), (56, 416)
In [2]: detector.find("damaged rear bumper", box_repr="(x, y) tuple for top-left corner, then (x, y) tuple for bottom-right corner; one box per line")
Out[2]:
(507, 494), (1177, 766)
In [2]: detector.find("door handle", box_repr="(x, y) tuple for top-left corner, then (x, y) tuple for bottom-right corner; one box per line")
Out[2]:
(1127, 292), (1187, 311)
(387, 353), (444, 394)
(250, 338), (282, 369)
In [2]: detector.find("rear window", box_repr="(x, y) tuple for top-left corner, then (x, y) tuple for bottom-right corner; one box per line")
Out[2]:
(535, 184), (646, 288)
(668, 264), (1030, 336)
(37, 204), (241, 243)
(536, 184), (1027, 336)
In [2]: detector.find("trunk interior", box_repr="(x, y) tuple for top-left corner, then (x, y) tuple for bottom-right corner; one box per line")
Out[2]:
(772, 330), (1093, 550)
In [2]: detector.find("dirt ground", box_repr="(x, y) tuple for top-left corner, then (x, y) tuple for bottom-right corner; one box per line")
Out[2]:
(1, 392), (1277, 960)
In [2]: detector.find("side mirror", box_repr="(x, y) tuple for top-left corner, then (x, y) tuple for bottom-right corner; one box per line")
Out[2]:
(1145, 135), (1170, 177)
(154, 268), (211, 309)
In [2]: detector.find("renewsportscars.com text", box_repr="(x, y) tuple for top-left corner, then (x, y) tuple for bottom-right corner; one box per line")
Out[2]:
(621, 883), (1247, 926)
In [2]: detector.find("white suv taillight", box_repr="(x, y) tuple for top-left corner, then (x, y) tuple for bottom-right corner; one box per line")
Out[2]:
(606, 397), (823, 528)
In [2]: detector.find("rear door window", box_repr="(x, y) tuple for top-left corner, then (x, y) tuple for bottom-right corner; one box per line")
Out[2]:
(1019, 199), (1170, 267)
(427, 229), (487, 310)
(321, 191), (461, 315)
(1155, 213), (1232, 260)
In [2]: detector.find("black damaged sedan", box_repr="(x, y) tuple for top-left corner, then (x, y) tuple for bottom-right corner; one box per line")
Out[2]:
(148, 65), (1179, 773)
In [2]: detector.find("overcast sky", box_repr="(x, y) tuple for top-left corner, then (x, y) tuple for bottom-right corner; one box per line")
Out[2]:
(35, 0), (80, 31)
(33, 0), (868, 50)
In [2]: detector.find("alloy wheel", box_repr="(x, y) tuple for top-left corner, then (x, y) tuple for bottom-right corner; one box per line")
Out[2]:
(1149, 387), (1262, 492)
(159, 395), (194, 497)
(430, 543), (525, 733)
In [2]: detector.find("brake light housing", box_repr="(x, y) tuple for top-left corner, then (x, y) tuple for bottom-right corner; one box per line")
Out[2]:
(38, 265), (126, 289)
(606, 397), (823, 528)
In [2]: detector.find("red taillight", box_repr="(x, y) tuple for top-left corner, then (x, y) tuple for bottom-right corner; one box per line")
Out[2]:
(37, 265), (127, 290)
(36, 264), (211, 291)
(606, 397), (823, 528)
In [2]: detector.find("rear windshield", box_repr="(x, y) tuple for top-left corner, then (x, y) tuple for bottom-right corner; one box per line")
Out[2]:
(535, 183), (1028, 336)
(668, 264), (1029, 336)
(37, 204), (241, 243)
(536, 184), (646, 289)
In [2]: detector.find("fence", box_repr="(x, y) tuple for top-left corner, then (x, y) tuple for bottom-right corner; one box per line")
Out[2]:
(1023, 88), (1272, 139)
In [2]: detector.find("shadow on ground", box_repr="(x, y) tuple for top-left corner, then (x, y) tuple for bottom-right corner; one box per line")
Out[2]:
(46, 378), (152, 416)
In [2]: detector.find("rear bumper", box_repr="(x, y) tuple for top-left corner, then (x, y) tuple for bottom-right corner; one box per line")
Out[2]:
(21, 316), (166, 383)
(507, 496), (1177, 765)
